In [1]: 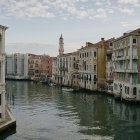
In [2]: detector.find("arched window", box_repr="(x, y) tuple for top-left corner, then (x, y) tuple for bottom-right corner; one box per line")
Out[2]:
(133, 87), (137, 95)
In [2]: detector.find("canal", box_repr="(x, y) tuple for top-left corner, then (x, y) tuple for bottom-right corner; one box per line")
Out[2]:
(1, 81), (140, 140)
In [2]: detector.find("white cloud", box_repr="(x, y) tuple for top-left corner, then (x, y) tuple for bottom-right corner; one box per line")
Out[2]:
(94, 8), (107, 18)
(0, 0), (139, 20)
(117, 0), (140, 6)
(118, 7), (134, 15)
(121, 21), (131, 27)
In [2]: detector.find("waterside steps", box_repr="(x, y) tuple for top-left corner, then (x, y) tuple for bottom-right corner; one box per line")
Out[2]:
(0, 106), (16, 133)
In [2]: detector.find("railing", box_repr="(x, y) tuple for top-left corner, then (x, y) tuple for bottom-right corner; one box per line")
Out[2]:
(126, 69), (138, 73)
(132, 55), (138, 60)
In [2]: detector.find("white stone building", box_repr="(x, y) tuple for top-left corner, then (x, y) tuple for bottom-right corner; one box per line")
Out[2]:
(0, 25), (8, 122)
(52, 35), (79, 87)
(6, 53), (28, 80)
(78, 42), (98, 90)
(113, 29), (140, 101)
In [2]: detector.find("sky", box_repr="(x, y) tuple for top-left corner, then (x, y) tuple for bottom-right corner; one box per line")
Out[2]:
(0, 0), (140, 56)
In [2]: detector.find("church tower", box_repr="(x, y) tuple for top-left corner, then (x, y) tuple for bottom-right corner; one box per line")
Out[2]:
(59, 34), (64, 55)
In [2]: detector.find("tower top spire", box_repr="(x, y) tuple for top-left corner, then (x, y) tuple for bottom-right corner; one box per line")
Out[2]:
(60, 34), (63, 39)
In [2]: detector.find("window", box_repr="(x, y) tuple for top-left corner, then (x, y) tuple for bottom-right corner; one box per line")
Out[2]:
(93, 75), (97, 84)
(0, 113), (1, 118)
(94, 51), (96, 58)
(110, 43), (113, 46)
(133, 38), (137, 44)
(0, 94), (1, 105)
(94, 65), (96, 72)
(133, 87), (137, 95)
(87, 52), (89, 57)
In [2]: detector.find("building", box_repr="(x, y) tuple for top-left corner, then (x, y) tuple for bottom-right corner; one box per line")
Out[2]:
(52, 35), (79, 88)
(28, 54), (52, 81)
(6, 53), (28, 80)
(52, 57), (58, 84)
(113, 28), (140, 101)
(0, 25), (8, 122)
(78, 42), (97, 90)
(78, 38), (112, 91)
(106, 39), (114, 94)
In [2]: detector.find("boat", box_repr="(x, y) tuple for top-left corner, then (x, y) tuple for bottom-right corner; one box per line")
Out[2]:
(62, 88), (74, 92)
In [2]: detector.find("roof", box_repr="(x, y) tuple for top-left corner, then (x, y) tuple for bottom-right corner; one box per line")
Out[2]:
(0, 25), (8, 30)
(114, 28), (140, 42)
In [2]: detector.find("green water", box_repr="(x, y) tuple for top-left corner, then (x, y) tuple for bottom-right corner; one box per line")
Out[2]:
(0, 81), (140, 140)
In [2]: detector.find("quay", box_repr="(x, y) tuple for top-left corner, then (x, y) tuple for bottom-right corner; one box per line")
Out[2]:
(0, 106), (16, 133)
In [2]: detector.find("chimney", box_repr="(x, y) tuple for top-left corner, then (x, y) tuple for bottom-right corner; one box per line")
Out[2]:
(101, 38), (104, 41)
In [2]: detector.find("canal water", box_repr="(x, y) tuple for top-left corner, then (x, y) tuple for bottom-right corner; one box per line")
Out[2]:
(1, 81), (140, 140)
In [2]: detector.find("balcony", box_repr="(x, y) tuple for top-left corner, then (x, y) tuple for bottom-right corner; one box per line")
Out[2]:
(132, 55), (138, 60)
(114, 69), (125, 73)
(126, 69), (138, 73)
(106, 49), (112, 54)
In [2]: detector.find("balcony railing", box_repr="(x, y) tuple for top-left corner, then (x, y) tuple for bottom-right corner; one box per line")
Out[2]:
(132, 55), (138, 60)
(126, 69), (138, 73)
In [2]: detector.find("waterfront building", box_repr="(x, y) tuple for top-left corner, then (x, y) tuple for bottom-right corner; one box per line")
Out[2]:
(6, 53), (28, 80)
(106, 39), (114, 94)
(52, 57), (58, 84)
(113, 28), (140, 101)
(40, 55), (52, 79)
(28, 54), (52, 81)
(78, 42), (97, 90)
(95, 38), (111, 91)
(78, 38), (112, 91)
(52, 35), (79, 87)
(0, 25), (8, 122)
(28, 54), (42, 80)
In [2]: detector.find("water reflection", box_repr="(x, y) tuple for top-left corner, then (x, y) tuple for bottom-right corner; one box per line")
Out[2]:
(3, 81), (140, 140)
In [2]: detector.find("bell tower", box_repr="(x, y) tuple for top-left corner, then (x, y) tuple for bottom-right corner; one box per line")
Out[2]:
(59, 34), (64, 55)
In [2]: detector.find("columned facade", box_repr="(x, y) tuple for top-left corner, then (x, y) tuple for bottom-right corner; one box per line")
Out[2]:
(0, 25), (8, 122)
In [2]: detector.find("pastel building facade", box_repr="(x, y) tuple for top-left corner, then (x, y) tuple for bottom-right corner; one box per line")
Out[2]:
(0, 25), (7, 122)
(28, 54), (52, 81)
(113, 29), (140, 101)
(78, 42), (97, 90)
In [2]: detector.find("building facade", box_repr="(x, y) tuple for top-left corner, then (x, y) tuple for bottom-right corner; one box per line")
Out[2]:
(6, 53), (28, 79)
(52, 35), (79, 88)
(28, 54), (52, 81)
(113, 29), (140, 101)
(106, 39), (114, 94)
(0, 25), (8, 122)
(78, 42), (97, 90)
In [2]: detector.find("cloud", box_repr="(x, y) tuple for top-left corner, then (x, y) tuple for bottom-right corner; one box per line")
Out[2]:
(117, 0), (140, 6)
(121, 21), (131, 27)
(0, 0), (139, 20)
(94, 8), (107, 18)
(118, 7), (134, 15)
